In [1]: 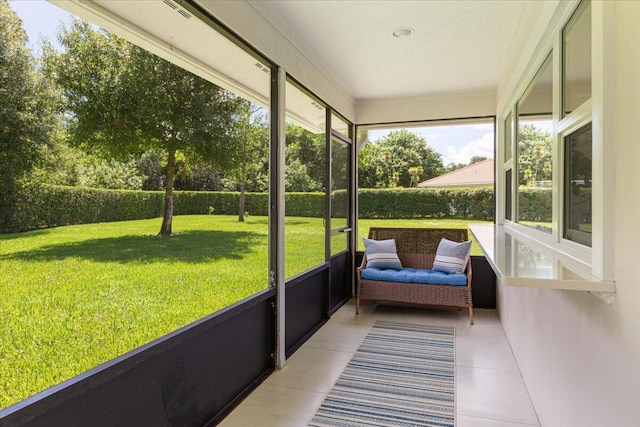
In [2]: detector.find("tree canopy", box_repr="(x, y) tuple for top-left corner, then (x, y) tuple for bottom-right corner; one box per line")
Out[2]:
(0, 1), (55, 229)
(285, 124), (326, 192)
(224, 101), (269, 221)
(45, 19), (247, 234)
(358, 129), (445, 188)
(517, 123), (552, 186)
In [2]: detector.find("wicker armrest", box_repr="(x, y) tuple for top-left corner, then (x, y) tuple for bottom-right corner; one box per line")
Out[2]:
(357, 253), (367, 279)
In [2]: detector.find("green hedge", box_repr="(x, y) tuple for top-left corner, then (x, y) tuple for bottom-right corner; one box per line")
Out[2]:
(3, 185), (274, 233)
(517, 187), (552, 222)
(173, 191), (269, 216)
(3, 184), (512, 233)
(357, 187), (495, 220)
(285, 192), (324, 217)
(3, 184), (163, 233)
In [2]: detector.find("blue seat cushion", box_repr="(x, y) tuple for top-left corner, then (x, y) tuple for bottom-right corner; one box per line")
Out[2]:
(361, 267), (467, 286)
(427, 270), (468, 286)
(361, 267), (415, 283)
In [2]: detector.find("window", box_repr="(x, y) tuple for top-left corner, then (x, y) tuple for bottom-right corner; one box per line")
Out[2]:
(563, 0), (592, 117)
(499, 0), (596, 265)
(284, 81), (327, 278)
(516, 53), (553, 234)
(357, 118), (495, 254)
(3, 0), (273, 409)
(563, 123), (592, 246)
(560, 0), (592, 249)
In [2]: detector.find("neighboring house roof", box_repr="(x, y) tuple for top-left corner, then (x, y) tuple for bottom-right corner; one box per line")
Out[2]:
(418, 159), (494, 187)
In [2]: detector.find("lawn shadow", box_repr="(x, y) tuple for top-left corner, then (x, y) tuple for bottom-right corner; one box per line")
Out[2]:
(0, 227), (57, 241)
(284, 219), (317, 226)
(1, 230), (264, 264)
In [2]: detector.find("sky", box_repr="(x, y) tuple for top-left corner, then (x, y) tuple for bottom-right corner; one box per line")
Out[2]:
(10, 1), (509, 166)
(10, 0), (71, 52)
(367, 123), (495, 166)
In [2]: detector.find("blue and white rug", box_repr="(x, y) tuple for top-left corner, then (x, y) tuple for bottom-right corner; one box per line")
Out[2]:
(308, 321), (455, 427)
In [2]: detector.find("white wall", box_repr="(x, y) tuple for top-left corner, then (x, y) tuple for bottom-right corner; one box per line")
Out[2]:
(497, 2), (640, 426)
(355, 90), (496, 125)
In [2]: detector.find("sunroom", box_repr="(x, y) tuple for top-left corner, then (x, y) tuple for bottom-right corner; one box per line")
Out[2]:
(1, 0), (639, 426)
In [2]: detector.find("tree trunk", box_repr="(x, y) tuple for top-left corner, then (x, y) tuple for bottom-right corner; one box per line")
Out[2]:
(159, 150), (176, 236)
(238, 180), (246, 222)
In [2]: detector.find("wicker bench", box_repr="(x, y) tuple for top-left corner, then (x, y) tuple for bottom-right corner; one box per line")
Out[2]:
(356, 227), (474, 324)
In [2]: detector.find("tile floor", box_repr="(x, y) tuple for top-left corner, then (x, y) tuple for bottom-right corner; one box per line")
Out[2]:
(220, 300), (540, 427)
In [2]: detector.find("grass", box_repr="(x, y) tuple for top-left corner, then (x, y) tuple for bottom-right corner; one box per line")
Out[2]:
(0, 215), (490, 408)
(0, 215), (271, 408)
(358, 218), (490, 256)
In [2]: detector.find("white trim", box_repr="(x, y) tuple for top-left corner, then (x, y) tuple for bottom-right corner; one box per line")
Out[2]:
(591, 0), (616, 281)
(556, 99), (592, 134)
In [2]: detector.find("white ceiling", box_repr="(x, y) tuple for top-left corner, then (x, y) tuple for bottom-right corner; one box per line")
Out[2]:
(249, 0), (529, 101)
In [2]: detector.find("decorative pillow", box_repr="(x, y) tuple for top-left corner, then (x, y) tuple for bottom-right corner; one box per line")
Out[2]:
(363, 238), (403, 270)
(432, 238), (472, 274)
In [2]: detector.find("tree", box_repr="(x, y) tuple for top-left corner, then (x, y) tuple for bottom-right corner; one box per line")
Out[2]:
(517, 124), (552, 186)
(469, 156), (488, 164)
(446, 162), (467, 172)
(358, 129), (444, 188)
(224, 101), (269, 221)
(285, 124), (325, 192)
(45, 19), (245, 235)
(0, 1), (55, 229)
(408, 166), (424, 187)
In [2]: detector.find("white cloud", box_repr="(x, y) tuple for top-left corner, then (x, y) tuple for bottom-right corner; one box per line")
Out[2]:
(428, 133), (440, 139)
(472, 123), (494, 131)
(442, 132), (494, 165)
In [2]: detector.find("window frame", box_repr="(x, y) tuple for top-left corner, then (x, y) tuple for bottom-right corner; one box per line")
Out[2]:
(497, 0), (614, 281)
(515, 51), (554, 235)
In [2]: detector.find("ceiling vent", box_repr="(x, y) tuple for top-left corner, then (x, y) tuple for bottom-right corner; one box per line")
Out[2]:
(254, 62), (270, 74)
(311, 101), (324, 110)
(163, 0), (192, 19)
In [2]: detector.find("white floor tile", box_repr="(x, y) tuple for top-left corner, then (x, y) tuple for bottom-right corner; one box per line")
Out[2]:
(303, 320), (371, 352)
(221, 302), (540, 427)
(458, 414), (539, 427)
(456, 332), (520, 372)
(218, 384), (325, 427)
(457, 366), (539, 425)
(265, 346), (353, 394)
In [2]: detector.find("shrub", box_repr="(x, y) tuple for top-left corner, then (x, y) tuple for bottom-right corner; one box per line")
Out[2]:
(4, 184), (163, 232)
(357, 187), (494, 220)
(517, 187), (552, 222)
(1, 184), (499, 233)
(285, 192), (324, 217)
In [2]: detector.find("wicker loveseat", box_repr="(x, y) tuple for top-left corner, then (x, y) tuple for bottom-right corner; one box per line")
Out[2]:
(356, 227), (474, 324)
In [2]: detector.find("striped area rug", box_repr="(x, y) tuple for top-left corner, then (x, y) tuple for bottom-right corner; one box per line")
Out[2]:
(308, 321), (455, 427)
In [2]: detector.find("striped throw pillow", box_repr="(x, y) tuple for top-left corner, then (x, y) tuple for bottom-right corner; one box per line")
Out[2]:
(433, 238), (472, 274)
(363, 238), (403, 270)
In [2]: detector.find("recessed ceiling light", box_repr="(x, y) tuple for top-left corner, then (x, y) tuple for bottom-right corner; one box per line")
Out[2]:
(392, 27), (414, 38)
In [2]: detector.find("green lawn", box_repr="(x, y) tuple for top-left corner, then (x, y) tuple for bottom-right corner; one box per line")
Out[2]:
(0, 215), (490, 408)
(0, 215), (272, 408)
(358, 218), (489, 256)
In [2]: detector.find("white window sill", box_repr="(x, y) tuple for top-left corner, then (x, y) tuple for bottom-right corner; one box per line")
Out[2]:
(469, 224), (615, 301)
